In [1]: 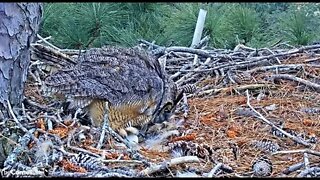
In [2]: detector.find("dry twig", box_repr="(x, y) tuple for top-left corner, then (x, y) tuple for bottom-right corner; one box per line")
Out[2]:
(207, 162), (223, 177)
(270, 74), (320, 91)
(245, 90), (311, 147)
(272, 149), (320, 157)
(139, 156), (200, 176)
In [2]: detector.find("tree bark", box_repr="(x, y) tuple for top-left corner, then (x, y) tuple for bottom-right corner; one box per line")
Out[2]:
(0, 3), (42, 117)
(0, 2), (42, 167)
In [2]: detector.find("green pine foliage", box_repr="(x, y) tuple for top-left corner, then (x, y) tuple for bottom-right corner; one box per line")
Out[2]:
(282, 10), (313, 45)
(107, 3), (171, 47)
(160, 3), (201, 47)
(200, 3), (230, 48)
(223, 4), (261, 47)
(280, 5), (319, 45)
(39, 3), (320, 49)
(161, 3), (233, 48)
(40, 3), (171, 48)
(40, 3), (126, 49)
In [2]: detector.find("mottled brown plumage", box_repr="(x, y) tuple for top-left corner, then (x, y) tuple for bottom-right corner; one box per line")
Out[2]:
(33, 44), (183, 136)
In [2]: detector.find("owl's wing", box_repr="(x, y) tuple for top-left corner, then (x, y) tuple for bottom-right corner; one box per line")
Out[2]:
(44, 47), (165, 110)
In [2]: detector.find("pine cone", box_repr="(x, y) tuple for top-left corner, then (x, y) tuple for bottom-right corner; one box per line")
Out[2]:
(168, 141), (215, 161)
(251, 139), (280, 153)
(70, 153), (104, 171)
(252, 156), (272, 177)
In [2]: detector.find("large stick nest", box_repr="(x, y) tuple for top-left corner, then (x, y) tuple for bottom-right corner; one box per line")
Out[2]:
(1, 36), (320, 177)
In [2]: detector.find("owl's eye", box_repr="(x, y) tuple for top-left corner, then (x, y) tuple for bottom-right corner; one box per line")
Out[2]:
(162, 102), (173, 113)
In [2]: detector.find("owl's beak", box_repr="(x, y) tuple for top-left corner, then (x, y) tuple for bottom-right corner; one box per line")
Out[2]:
(172, 90), (184, 107)
(152, 90), (184, 124)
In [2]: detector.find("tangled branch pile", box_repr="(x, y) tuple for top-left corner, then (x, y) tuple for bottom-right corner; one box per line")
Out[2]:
(1, 35), (320, 177)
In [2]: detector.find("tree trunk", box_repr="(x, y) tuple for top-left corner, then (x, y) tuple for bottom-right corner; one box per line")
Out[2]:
(0, 2), (42, 167)
(0, 3), (43, 117)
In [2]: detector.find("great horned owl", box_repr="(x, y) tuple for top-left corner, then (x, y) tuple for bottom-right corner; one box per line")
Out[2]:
(31, 44), (184, 137)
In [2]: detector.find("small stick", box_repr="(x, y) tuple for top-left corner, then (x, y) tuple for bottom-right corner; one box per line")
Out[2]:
(96, 103), (134, 151)
(247, 64), (305, 74)
(271, 41), (295, 49)
(176, 57), (213, 86)
(193, 35), (210, 49)
(96, 102), (132, 150)
(261, 48), (281, 64)
(304, 153), (310, 169)
(27, 69), (41, 83)
(245, 90), (311, 147)
(282, 162), (304, 175)
(36, 114), (67, 128)
(7, 100), (39, 144)
(91, 172), (130, 178)
(182, 93), (189, 117)
(234, 44), (256, 52)
(139, 156), (200, 176)
(52, 145), (77, 157)
(59, 49), (86, 55)
(170, 63), (193, 79)
(96, 102), (109, 149)
(207, 162), (223, 177)
(73, 108), (83, 120)
(36, 35), (51, 43)
(192, 54), (199, 66)
(304, 57), (320, 63)
(184, 44), (320, 73)
(68, 143), (100, 158)
(147, 40), (156, 51)
(272, 149), (320, 157)
(97, 102), (124, 149)
(36, 34), (61, 51)
(101, 159), (144, 165)
(36, 129), (63, 145)
(165, 46), (213, 58)
(47, 119), (53, 131)
(66, 129), (100, 157)
(297, 167), (320, 177)
(138, 39), (162, 49)
(197, 84), (277, 97)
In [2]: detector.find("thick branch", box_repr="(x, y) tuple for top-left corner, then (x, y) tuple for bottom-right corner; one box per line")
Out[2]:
(270, 74), (320, 91)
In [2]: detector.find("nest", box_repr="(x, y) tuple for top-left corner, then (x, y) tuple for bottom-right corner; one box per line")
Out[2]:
(1, 35), (320, 177)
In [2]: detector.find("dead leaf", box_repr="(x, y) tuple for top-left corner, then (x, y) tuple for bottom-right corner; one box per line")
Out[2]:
(59, 159), (87, 173)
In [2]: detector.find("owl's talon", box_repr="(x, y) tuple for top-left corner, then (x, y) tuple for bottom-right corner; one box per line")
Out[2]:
(119, 128), (128, 138)
(119, 127), (140, 149)
(125, 127), (139, 135)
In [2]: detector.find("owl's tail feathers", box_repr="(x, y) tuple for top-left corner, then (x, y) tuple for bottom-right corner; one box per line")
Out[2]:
(31, 44), (77, 73)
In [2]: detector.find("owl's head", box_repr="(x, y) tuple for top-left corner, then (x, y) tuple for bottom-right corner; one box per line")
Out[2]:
(152, 77), (184, 124)
(147, 52), (196, 125)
